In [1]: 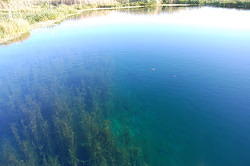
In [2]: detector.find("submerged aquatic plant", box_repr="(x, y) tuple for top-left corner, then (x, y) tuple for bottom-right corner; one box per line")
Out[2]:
(0, 53), (147, 166)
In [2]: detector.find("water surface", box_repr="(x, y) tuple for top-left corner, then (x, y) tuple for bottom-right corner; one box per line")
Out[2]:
(1, 6), (250, 166)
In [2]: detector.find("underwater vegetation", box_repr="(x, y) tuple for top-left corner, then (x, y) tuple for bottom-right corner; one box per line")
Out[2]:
(0, 53), (147, 166)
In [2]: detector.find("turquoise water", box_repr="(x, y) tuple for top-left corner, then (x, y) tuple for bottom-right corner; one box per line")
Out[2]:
(1, 7), (250, 166)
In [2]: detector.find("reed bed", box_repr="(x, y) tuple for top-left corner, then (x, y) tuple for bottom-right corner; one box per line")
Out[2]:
(0, 18), (29, 39)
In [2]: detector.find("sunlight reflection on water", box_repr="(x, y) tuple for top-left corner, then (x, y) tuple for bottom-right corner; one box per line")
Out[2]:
(61, 7), (250, 30)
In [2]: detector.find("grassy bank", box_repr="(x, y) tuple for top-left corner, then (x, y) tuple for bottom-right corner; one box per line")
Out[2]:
(0, 18), (29, 40)
(1, 0), (250, 44)
(175, 0), (250, 8)
(0, 1), (158, 44)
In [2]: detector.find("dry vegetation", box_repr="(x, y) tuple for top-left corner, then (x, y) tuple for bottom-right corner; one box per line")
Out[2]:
(0, 18), (29, 38)
(0, 0), (250, 43)
(0, 0), (157, 43)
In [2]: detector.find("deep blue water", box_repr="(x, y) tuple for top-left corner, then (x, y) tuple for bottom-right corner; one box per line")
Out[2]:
(1, 6), (250, 166)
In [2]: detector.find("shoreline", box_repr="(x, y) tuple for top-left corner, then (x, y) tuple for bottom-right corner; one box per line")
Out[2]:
(0, 4), (196, 45)
(0, 6), (145, 45)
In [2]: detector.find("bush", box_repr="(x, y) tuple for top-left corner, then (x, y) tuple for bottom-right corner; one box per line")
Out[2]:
(25, 9), (61, 23)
